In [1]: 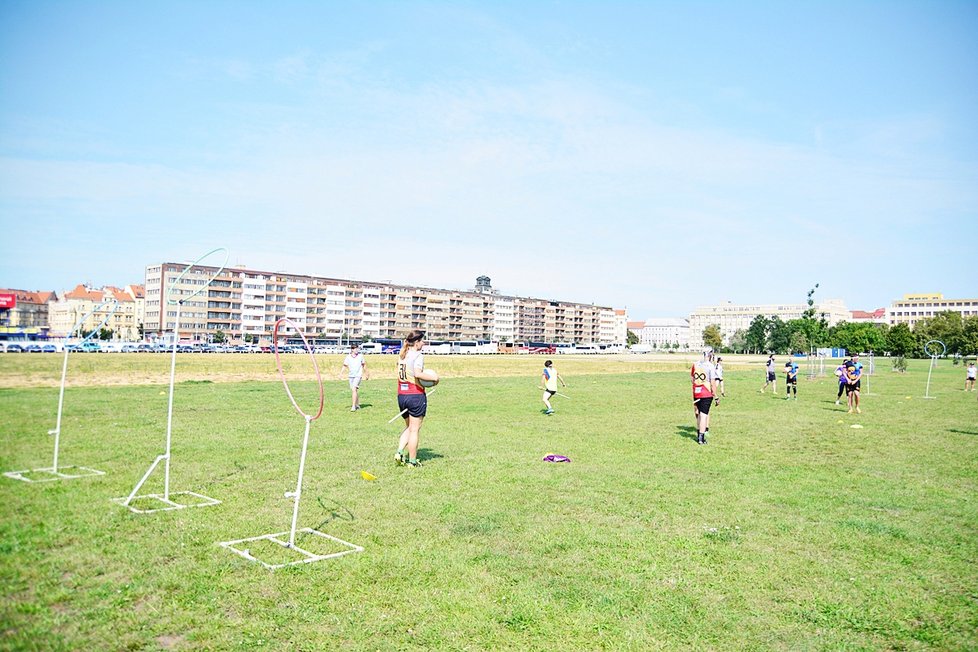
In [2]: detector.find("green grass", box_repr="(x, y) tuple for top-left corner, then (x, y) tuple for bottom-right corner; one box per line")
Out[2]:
(1, 357), (976, 650)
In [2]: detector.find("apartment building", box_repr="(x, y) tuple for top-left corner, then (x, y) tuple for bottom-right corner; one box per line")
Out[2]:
(687, 299), (850, 348)
(886, 293), (978, 329)
(144, 264), (621, 346)
(48, 284), (144, 340)
(630, 318), (691, 349)
(0, 288), (56, 339)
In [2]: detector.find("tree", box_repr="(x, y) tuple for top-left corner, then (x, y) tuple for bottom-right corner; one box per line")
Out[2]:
(98, 327), (113, 341)
(729, 329), (748, 354)
(914, 311), (965, 355)
(767, 317), (791, 354)
(702, 324), (722, 350)
(962, 316), (978, 356)
(213, 330), (226, 344)
(886, 323), (917, 357)
(626, 330), (640, 346)
(746, 315), (770, 353)
(789, 330), (809, 354)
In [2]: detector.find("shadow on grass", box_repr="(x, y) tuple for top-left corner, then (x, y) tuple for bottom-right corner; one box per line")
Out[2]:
(675, 425), (698, 442)
(313, 496), (356, 530)
(947, 429), (977, 436)
(417, 447), (444, 462)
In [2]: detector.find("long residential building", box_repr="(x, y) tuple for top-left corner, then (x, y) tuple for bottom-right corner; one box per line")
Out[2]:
(687, 299), (850, 348)
(885, 293), (978, 329)
(144, 265), (622, 346)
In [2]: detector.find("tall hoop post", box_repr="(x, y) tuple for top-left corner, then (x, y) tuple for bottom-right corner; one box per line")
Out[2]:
(924, 340), (945, 399)
(163, 299), (182, 501)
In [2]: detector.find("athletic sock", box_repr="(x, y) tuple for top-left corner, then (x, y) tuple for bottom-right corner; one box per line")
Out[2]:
(409, 458), (417, 464)
(397, 449), (405, 458)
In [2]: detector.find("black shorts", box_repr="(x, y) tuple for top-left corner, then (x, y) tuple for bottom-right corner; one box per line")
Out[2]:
(398, 393), (427, 418)
(694, 397), (714, 415)
(767, 372), (776, 382)
(545, 389), (557, 398)
(786, 376), (797, 385)
(845, 381), (861, 394)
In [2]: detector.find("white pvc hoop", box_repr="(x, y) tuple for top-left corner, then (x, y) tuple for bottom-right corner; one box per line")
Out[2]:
(924, 339), (945, 399)
(924, 340), (946, 358)
(165, 247), (230, 305)
(273, 318), (324, 421)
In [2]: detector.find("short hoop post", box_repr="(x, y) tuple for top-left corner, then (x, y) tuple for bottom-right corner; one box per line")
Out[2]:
(288, 415), (314, 548)
(923, 340), (945, 399)
(217, 317), (363, 569)
(163, 299), (182, 501)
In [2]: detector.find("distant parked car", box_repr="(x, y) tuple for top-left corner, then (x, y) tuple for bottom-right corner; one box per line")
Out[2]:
(41, 344), (59, 353)
(4, 343), (25, 353)
(121, 344), (139, 353)
(25, 344), (43, 353)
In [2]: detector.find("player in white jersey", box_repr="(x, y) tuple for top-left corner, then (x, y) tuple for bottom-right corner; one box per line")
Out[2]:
(341, 343), (369, 411)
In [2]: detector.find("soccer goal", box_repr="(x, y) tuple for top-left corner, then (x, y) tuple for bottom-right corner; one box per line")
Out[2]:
(218, 317), (363, 569)
(4, 297), (119, 483)
(112, 248), (228, 513)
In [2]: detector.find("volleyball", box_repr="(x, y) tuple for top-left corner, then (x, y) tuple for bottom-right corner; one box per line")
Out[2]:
(419, 369), (439, 388)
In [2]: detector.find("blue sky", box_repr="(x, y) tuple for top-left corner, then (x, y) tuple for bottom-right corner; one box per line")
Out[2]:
(1, 1), (976, 318)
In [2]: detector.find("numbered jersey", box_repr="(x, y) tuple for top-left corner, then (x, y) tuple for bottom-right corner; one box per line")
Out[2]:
(691, 360), (715, 399)
(397, 351), (425, 395)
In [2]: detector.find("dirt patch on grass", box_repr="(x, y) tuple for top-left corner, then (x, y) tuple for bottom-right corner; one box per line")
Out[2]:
(156, 634), (186, 649)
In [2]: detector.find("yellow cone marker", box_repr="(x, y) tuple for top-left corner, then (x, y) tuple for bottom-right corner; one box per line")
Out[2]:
(360, 470), (377, 481)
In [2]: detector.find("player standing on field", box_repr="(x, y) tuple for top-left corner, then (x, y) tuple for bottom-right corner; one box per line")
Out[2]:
(691, 348), (719, 445)
(541, 360), (567, 415)
(845, 354), (863, 414)
(760, 354), (777, 394)
(784, 359), (799, 400)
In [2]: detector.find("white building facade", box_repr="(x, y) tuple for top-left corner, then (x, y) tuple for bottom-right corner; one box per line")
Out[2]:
(687, 299), (850, 349)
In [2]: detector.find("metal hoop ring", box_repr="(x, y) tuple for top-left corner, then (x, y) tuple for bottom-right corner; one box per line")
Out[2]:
(924, 339), (946, 358)
(273, 318), (325, 421)
(165, 247), (230, 305)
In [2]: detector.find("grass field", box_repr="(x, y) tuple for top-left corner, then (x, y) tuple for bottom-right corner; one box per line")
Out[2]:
(1, 354), (976, 650)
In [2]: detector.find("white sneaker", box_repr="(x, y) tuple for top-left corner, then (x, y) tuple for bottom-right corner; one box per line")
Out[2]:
(350, 406), (358, 412)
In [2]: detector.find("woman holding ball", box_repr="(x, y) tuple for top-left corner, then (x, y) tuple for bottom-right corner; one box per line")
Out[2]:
(395, 330), (439, 468)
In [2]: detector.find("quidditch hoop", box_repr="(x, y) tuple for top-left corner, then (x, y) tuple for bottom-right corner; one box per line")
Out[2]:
(924, 339), (946, 358)
(273, 318), (324, 421)
(165, 247), (230, 305)
(72, 298), (121, 344)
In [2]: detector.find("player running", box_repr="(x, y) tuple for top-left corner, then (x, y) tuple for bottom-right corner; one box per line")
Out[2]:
(541, 360), (567, 415)
(692, 348), (719, 445)
(844, 354), (863, 414)
(966, 361), (976, 391)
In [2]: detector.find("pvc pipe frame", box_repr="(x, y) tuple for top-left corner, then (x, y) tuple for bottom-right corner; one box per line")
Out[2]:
(923, 340), (946, 399)
(121, 248), (228, 507)
(51, 297), (120, 472)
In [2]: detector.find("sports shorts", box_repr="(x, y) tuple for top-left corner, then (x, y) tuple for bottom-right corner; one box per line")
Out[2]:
(349, 375), (363, 389)
(786, 376), (797, 385)
(397, 393), (427, 418)
(767, 372), (776, 382)
(545, 389), (557, 398)
(694, 397), (714, 415)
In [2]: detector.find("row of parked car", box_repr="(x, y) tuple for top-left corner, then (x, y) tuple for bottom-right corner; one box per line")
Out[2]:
(0, 342), (358, 354)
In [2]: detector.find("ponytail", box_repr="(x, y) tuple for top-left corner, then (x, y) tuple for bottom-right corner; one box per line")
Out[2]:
(399, 330), (425, 360)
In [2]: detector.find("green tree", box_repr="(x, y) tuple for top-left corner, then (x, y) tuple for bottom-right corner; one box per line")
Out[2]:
(961, 316), (978, 356)
(626, 330), (640, 346)
(767, 317), (791, 354)
(745, 315), (770, 353)
(914, 311), (965, 355)
(728, 329), (748, 353)
(702, 324), (722, 350)
(213, 330), (226, 344)
(886, 323), (917, 356)
(789, 330), (809, 354)
(98, 328), (113, 341)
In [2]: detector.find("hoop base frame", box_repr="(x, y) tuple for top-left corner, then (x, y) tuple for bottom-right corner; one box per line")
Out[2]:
(3, 465), (105, 483)
(218, 528), (363, 570)
(111, 490), (221, 514)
